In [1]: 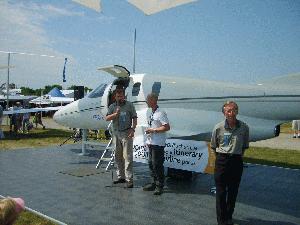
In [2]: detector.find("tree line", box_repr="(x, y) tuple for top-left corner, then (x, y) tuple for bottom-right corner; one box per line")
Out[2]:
(20, 85), (92, 96)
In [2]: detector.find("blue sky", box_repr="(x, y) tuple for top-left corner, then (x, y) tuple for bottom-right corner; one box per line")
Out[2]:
(0, 0), (299, 89)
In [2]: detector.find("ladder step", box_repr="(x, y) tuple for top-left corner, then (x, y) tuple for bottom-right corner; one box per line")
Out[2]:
(95, 123), (115, 170)
(101, 158), (113, 162)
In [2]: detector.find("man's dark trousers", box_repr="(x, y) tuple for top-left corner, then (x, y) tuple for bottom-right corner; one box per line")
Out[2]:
(214, 153), (243, 225)
(148, 145), (165, 188)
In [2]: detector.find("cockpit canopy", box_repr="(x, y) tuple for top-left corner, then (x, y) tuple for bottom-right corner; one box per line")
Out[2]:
(87, 84), (107, 98)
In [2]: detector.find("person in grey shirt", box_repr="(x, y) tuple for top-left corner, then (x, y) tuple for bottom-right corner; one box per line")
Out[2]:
(211, 101), (249, 225)
(106, 88), (137, 188)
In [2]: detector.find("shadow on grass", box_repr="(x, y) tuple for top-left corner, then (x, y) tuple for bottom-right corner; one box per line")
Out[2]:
(244, 157), (300, 169)
(3, 129), (73, 140)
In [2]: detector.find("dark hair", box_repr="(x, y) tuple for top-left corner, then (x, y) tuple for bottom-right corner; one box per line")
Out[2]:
(115, 89), (125, 95)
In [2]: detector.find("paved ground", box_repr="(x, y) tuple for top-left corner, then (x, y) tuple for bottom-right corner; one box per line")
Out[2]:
(0, 145), (299, 225)
(250, 133), (300, 151)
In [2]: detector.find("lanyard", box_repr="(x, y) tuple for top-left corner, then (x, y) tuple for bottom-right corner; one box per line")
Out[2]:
(148, 106), (159, 127)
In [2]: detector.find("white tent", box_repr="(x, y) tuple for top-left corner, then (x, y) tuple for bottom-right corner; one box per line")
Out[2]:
(30, 87), (74, 105)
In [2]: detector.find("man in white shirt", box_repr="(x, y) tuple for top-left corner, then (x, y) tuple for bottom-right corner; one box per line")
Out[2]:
(143, 93), (170, 195)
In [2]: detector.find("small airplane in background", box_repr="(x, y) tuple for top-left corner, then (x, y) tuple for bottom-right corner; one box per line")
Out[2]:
(52, 65), (300, 173)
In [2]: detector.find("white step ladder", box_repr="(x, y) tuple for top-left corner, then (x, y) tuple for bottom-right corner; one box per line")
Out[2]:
(95, 122), (115, 171)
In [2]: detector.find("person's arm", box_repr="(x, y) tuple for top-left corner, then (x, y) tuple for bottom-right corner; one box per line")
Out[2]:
(210, 127), (218, 153)
(128, 102), (137, 137)
(150, 123), (170, 133)
(128, 117), (137, 138)
(146, 111), (170, 134)
(131, 117), (137, 130)
(127, 103), (137, 137)
(105, 110), (119, 121)
(105, 105), (120, 121)
(242, 125), (250, 155)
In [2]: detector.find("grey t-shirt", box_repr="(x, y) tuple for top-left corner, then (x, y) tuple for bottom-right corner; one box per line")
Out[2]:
(145, 107), (169, 146)
(211, 119), (249, 155)
(107, 100), (137, 132)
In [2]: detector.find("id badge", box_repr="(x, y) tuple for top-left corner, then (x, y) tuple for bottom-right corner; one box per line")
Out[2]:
(223, 132), (232, 146)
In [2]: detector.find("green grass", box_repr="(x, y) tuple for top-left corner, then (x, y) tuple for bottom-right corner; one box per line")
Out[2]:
(15, 211), (56, 225)
(0, 126), (74, 150)
(0, 126), (107, 150)
(280, 122), (293, 134)
(244, 147), (300, 169)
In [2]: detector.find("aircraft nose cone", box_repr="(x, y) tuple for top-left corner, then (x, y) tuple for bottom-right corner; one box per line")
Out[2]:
(53, 110), (61, 124)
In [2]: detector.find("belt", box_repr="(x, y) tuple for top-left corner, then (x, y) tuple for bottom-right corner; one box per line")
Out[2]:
(216, 152), (242, 158)
(118, 127), (131, 132)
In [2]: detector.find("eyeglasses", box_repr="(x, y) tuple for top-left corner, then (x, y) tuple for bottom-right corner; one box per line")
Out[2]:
(224, 109), (237, 113)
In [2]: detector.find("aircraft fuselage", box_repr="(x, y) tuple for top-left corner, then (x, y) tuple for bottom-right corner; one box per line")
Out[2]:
(53, 73), (300, 142)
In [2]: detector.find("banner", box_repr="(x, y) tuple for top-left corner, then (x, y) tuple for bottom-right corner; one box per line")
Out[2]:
(62, 58), (67, 82)
(133, 136), (215, 173)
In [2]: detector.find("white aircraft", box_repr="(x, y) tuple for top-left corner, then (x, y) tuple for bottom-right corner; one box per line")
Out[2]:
(52, 65), (300, 173)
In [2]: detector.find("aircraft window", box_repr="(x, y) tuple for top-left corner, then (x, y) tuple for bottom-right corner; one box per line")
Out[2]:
(87, 84), (108, 98)
(152, 82), (161, 95)
(132, 82), (141, 96)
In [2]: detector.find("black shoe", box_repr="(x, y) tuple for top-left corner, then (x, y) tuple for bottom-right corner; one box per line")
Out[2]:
(153, 187), (163, 195)
(126, 181), (133, 188)
(113, 178), (126, 184)
(143, 183), (156, 191)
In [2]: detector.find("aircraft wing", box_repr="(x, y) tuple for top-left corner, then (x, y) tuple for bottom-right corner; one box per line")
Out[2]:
(128, 0), (198, 15)
(3, 106), (62, 115)
(71, 0), (198, 15)
(72, 0), (101, 12)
